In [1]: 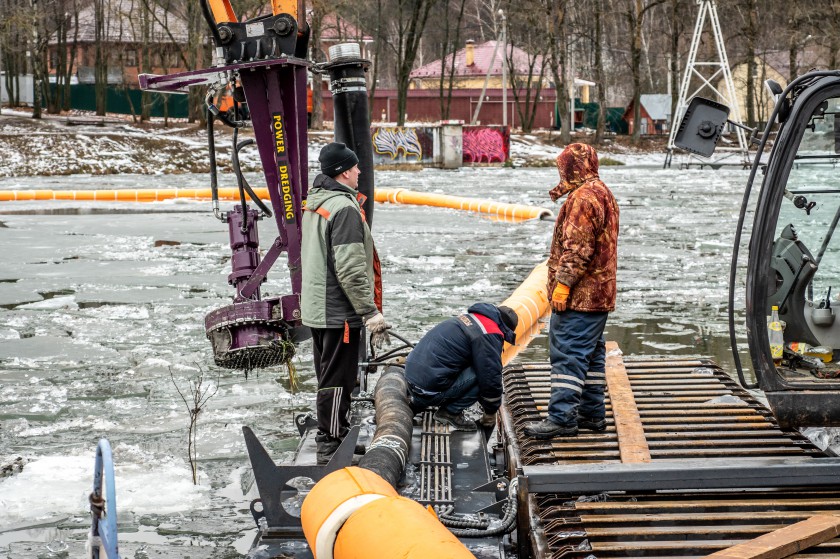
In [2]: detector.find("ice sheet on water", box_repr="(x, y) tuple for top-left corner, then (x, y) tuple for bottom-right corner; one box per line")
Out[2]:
(17, 295), (78, 310)
(641, 341), (691, 351)
(0, 450), (208, 525)
(0, 328), (21, 339)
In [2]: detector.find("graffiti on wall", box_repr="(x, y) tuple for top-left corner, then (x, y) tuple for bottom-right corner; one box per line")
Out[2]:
(463, 126), (509, 164)
(371, 126), (435, 164)
(371, 126), (435, 165)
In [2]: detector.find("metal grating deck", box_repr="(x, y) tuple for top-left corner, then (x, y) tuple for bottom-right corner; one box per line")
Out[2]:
(501, 347), (840, 558)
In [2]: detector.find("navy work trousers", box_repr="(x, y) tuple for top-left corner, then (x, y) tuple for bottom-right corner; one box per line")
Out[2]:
(547, 310), (609, 426)
(408, 366), (479, 415)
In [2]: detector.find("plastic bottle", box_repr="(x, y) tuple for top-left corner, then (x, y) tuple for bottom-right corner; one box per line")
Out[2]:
(768, 306), (784, 365)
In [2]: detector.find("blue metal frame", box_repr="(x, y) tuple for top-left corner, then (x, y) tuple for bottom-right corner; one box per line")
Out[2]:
(90, 438), (121, 559)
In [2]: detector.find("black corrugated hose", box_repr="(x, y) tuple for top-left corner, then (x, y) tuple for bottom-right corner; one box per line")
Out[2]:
(442, 479), (519, 537)
(357, 367), (413, 488)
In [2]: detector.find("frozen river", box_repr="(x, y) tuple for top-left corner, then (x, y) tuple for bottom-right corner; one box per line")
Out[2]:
(0, 162), (765, 556)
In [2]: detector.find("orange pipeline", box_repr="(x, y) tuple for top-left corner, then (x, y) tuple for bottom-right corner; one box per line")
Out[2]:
(376, 187), (553, 221)
(301, 466), (473, 559)
(501, 260), (550, 365)
(0, 187), (270, 202)
(0, 187), (554, 221)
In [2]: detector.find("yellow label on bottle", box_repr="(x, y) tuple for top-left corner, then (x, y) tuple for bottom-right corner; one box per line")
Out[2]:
(770, 344), (783, 359)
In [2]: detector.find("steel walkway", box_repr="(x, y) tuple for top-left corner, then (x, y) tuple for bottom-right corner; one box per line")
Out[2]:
(500, 344), (840, 558)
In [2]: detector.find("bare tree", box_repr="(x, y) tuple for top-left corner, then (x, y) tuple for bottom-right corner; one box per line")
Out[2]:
(94, 0), (107, 115)
(667, 0), (684, 129)
(593, 0), (607, 143)
(308, 0), (329, 129)
(387, 0), (437, 125)
(739, 0), (758, 127)
(626, 0), (665, 143)
(544, 0), (570, 142)
(437, 0), (467, 120)
(505, 0), (545, 133)
(170, 367), (220, 485)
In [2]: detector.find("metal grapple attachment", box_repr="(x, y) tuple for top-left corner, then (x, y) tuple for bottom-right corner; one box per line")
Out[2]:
(205, 298), (308, 370)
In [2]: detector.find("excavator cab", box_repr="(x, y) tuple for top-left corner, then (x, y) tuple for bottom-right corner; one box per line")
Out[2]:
(677, 74), (840, 429)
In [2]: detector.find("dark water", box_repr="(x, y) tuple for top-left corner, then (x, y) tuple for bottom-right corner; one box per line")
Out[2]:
(0, 164), (758, 555)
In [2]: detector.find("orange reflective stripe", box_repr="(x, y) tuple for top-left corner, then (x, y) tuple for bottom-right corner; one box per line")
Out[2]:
(305, 206), (331, 220)
(373, 246), (383, 313)
(343, 321), (350, 344)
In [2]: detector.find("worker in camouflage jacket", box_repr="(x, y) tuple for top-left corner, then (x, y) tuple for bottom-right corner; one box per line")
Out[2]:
(525, 143), (619, 439)
(301, 142), (390, 464)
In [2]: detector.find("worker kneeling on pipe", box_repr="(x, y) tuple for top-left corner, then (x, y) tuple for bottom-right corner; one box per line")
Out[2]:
(405, 303), (518, 431)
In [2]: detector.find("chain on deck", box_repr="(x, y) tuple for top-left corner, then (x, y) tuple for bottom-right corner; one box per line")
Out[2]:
(502, 349), (839, 558)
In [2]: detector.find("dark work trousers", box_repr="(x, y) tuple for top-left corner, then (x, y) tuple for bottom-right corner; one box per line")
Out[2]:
(547, 310), (609, 426)
(311, 326), (361, 440)
(408, 366), (480, 415)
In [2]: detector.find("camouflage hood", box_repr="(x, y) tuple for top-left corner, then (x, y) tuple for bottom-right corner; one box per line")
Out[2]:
(548, 143), (601, 202)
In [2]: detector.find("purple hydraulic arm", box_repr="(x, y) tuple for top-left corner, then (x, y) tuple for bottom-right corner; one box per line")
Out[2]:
(141, 52), (310, 369)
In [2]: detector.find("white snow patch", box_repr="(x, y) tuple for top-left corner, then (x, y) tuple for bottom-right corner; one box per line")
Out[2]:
(0, 452), (208, 524)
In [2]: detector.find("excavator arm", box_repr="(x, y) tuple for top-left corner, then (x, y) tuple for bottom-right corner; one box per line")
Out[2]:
(140, 0), (312, 370)
(140, 0), (373, 374)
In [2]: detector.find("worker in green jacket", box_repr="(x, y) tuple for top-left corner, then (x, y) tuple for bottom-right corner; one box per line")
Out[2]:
(301, 142), (390, 465)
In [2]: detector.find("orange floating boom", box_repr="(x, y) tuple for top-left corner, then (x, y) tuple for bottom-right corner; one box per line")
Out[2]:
(0, 187), (554, 221)
(376, 187), (553, 221)
(0, 187), (268, 202)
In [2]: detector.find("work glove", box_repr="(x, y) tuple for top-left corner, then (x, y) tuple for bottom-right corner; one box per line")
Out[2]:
(479, 411), (497, 428)
(551, 283), (570, 313)
(365, 312), (391, 350)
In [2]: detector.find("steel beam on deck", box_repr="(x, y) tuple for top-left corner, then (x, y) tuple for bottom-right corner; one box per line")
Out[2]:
(521, 457), (840, 493)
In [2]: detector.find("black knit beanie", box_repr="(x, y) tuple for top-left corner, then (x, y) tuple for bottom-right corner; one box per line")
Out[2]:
(319, 142), (359, 177)
(497, 305), (519, 335)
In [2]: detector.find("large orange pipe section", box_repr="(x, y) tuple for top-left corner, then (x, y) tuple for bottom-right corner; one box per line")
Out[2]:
(301, 467), (473, 559)
(375, 187), (553, 221)
(501, 260), (550, 365)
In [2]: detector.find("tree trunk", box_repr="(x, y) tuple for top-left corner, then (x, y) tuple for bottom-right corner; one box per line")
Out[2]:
(185, 0), (206, 123)
(630, 0), (643, 144)
(669, 0), (680, 132)
(546, 0), (569, 143)
(367, 0), (383, 123)
(394, 0), (435, 125)
(63, 8), (79, 111)
(309, 1), (327, 130)
(31, 3), (43, 119)
(787, 2), (799, 82)
(594, 0), (606, 144)
(744, 0), (757, 127)
(49, 5), (66, 113)
(94, 0), (107, 116)
(141, 0), (152, 121)
(437, 0), (466, 120)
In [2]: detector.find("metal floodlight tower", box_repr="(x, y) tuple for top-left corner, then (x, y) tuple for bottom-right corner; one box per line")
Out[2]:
(665, 0), (749, 168)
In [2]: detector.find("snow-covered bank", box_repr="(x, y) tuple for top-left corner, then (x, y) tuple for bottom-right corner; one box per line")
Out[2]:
(0, 111), (665, 178)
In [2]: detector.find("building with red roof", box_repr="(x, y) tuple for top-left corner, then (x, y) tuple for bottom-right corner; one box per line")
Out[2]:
(409, 40), (547, 90)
